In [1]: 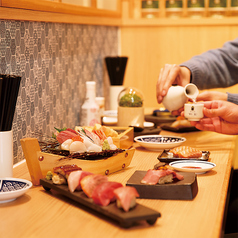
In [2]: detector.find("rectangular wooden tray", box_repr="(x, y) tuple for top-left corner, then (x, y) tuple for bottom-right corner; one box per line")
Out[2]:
(126, 170), (198, 200)
(158, 149), (210, 163)
(40, 179), (161, 228)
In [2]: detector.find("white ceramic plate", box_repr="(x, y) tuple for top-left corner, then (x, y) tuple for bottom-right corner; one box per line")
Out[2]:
(134, 135), (186, 151)
(103, 110), (117, 117)
(102, 117), (155, 128)
(0, 178), (32, 203)
(169, 160), (216, 174)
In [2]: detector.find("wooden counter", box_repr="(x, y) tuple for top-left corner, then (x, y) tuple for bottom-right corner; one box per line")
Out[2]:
(1, 130), (236, 238)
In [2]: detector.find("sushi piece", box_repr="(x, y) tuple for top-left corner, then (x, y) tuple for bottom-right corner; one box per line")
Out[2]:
(91, 181), (123, 206)
(141, 169), (184, 185)
(114, 186), (139, 212)
(81, 174), (108, 198)
(67, 170), (93, 193)
(53, 164), (82, 179)
(170, 146), (202, 158)
(52, 173), (67, 185)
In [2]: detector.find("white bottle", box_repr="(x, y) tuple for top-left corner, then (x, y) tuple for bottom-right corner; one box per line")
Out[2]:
(81, 81), (100, 126)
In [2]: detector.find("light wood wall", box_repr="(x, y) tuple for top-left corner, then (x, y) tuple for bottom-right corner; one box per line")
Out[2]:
(120, 24), (238, 108)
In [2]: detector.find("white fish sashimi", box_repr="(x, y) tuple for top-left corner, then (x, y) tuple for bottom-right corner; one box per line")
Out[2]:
(61, 139), (73, 150)
(107, 136), (117, 150)
(69, 141), (87, 153)
(87, 144), (102, 152)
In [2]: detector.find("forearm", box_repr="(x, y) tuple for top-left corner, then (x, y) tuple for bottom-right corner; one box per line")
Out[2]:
(180, 38), (238, 90)
(227, 93), (238, 105)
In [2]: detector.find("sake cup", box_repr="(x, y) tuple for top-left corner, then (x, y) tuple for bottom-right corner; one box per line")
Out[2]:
(184, 103), (204, 121)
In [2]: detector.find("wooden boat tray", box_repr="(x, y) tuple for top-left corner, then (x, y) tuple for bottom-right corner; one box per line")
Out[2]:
(40, 179), (161, 228)
(126, 170), (198, 200)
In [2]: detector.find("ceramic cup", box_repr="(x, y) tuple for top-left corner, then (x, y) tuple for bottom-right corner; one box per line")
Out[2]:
(0, 130), (13, 177)
(184, 103), (204, 121)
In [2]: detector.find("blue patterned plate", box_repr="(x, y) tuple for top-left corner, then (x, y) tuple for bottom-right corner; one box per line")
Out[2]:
(0, 178), (32, 203)
(134, 135), (186, 151)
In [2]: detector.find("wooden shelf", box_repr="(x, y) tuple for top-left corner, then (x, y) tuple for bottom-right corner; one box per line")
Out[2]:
(0, 0), (122, 26)
(121, 17), (238, 26)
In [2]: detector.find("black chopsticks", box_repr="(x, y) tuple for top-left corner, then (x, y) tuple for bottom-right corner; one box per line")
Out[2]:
(0, 74), (21, 131)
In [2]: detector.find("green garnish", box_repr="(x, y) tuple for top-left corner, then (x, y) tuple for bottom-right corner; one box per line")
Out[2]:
(119, 93), (143, 107)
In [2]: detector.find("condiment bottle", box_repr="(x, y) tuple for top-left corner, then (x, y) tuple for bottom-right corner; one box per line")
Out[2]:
(81, 81), (100, 126)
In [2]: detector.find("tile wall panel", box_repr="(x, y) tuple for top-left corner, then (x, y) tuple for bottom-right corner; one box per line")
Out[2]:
(0, 20), (118, 164)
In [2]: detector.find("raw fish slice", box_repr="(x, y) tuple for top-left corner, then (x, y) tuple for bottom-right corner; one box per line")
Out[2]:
(81, 174), (108, 198)
(69, 141), (87, 153)
(170, 146), (202, 158)
(92, 181), (123, 206)
(67, 170), (93, 193)
(141, 169), (168, 185)
(114, 186), (139, 212)
(57, 130), (79, 144)
(168, 169), (184, 181)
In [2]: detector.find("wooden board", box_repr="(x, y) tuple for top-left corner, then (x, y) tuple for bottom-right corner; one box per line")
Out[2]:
(126, 171), (198, 200)
(40, 179), (161, 228)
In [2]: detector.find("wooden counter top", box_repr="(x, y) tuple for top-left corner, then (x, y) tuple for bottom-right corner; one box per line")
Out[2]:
(1, 130), (236, 238)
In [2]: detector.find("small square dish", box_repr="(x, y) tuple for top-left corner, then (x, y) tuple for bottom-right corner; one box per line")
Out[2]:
(158, 149), (210, 162)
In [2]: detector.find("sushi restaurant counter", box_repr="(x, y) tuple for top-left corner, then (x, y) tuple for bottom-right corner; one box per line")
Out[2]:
(1, 130), (237, 238)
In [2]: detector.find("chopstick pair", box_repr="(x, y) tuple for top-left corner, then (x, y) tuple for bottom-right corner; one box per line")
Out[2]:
(0, 74), (21, 131)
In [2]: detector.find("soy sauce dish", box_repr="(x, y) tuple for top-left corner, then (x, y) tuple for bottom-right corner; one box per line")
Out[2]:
(0, 178), (32, 203)
(134, 135), (186, 151)
(169, 160), (216, 174)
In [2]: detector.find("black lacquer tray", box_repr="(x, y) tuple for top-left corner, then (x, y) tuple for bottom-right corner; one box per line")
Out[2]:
(158, 149), (210, 163)
(40, 179), (161, 228)
(126, 171), (198, 200)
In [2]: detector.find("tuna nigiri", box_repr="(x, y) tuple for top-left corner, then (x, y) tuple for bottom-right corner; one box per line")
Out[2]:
(67, 170), (93, 193)
(91, 181), (123, 206)
(114, 186), (139, 212)
(141, 169), (184, 185)
(80, 174), (108, 198)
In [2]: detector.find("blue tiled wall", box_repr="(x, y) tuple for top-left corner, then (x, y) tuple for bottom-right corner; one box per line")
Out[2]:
(0, 20), (118, 164)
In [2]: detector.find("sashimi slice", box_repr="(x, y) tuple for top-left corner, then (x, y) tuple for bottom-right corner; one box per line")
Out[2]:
(67, 170), (93, 193)
(91, 181), (123, 206)
(81, 174), (108, 198)
(114, 186), (139, 212)
(56, 130), (79, 144)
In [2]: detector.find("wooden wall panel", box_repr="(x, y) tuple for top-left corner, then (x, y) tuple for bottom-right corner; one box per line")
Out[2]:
(120, 25), (238, 108)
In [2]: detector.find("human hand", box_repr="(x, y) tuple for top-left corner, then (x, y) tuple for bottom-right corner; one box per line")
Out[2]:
(188, 101), (238, 135)
(196, 91), (228, 102)
(156, 64), (191, 104)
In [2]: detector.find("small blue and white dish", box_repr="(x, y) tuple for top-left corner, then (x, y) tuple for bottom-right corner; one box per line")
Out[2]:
(0, 178), (32, 203)
(134, 135), (186, 151)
